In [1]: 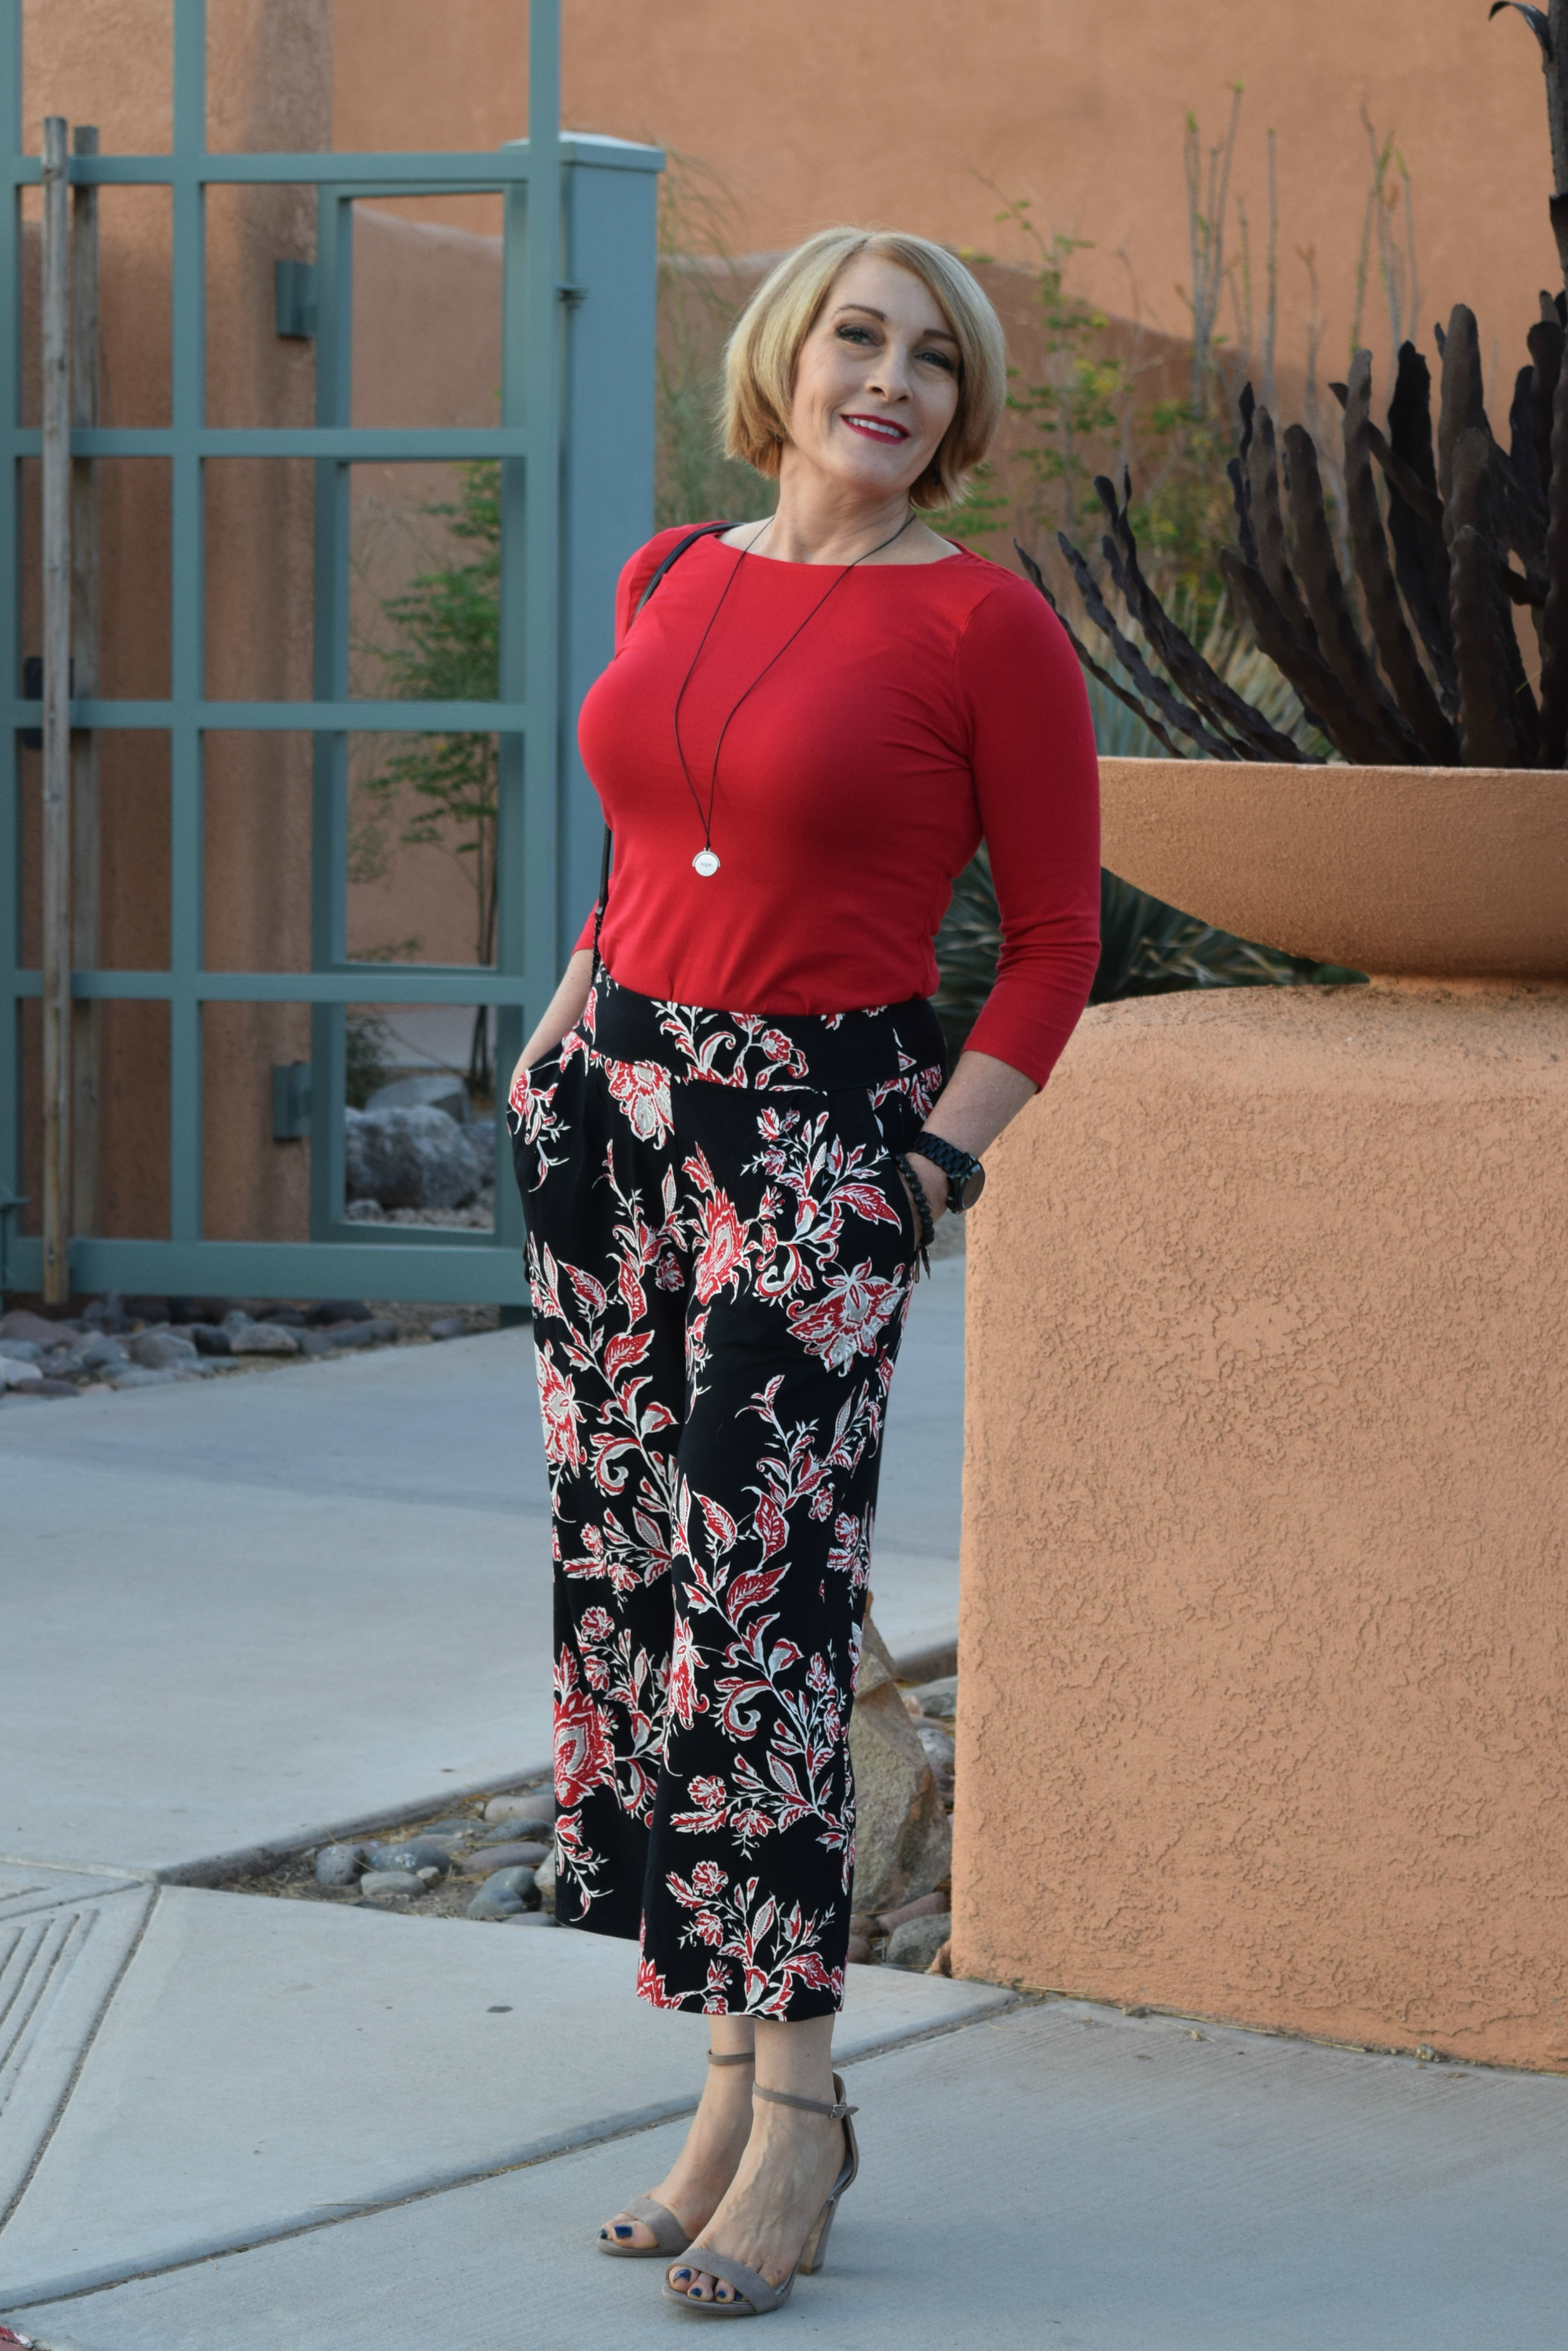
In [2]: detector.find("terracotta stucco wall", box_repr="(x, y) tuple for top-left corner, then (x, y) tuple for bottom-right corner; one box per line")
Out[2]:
(954, 981), (1568, 2070)
(334, 0), (1558, 406)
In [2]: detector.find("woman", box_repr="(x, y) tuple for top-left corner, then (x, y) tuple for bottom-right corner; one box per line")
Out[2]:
(507, 226), (1100, 2315)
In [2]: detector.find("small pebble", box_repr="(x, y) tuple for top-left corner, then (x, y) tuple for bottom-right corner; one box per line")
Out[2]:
(467, 1865), (536, 1920)
(359, 1869), (427, 1901)
(479, 1814), (551, 1845)
(461, 1839), (547, 1874)
(230, 1323), (300, 1357)
(315, 1843), (368, 1887)
(484, 1791), (556, 1824)
(367, 1839), (452, 1877)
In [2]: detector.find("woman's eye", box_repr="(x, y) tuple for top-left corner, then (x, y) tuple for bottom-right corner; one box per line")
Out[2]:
(836, 325), (874, 345)
(919, 348), (957, 372)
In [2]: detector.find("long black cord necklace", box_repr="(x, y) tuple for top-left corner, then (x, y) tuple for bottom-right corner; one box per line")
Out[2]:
(671, 507), (917, 877)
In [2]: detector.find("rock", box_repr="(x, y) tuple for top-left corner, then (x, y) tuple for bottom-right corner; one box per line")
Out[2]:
(846, 1934), (874, 1965)
(221, 1309), (253, 1335)
(109, 1366), (178, 1389)
(305, 1299), (372, 1326)
(78, 1332), (129, 1369)
(188, 1324), (232, 1356)
(457, 1119), (496, 1189)
(344, 1105), (479, 1211)
(532, 1851), (556, 1907)
(1, 1356), (44, 1387)
(909, 1674), (957, 1721)
(459, 1839), (547, 1874)
(884, 1913), (952, 1973)
(875, 1889), (950, 1936)
(343, 1199), (384, 1222)
(229, 1323), (300, 1357)
(367, 1839), (452, 1877)
(848, 1912), (878, 1940)
(848, 1613), (950, 1916)
(366, 1072), (471, 1124)
(928, 1939), (953, 1977)
(27, 1378), (80, 1400)
(0, 1339), (42, 1364)
(172, 1361), (216, 1380)
(294, 1329), (339, 1357)
(0, 1310), (75, 1346)
(359, 1869), (427, 1901)
(81, 1290), (130, 1332)
(123, 1296), (170, 1325)
(467, 1865), (536, 1919)
(413, 1817), (475, 1837)
(250, 1304), (307, 1327)
(128, 1329), (199, 1370)
(479, 1813), (552, 1844)
(321, 1318), (396, 1350)
(428, 1315), (469, 1342)
(484, 1791), (556, 1824)
(912, 1720), (955, 1774)
(315, 1842), (368, 1887)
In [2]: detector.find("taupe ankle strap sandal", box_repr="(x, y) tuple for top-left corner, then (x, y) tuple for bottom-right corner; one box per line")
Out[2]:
(596, 2050), (755, 2259)
(662, 2072), (860, 2316)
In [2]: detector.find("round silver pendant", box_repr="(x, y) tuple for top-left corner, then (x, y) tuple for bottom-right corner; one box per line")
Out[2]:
(692, 848), (721, 877)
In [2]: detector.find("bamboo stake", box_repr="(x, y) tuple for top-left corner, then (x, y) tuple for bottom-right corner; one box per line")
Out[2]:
(70, 126), (100, 1240)
(40, 116), (73, 1304)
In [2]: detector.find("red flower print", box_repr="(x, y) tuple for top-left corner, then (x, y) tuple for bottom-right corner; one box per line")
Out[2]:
(786, 1262), (904, 1373)
(666, 1613), (708, 1729)
(580, 1605), (615, 1642)
(692, 1858), (726, 1896)
(636, 1954), (684, 2009)
(535, 1347), (585, 1471)
(694, 1190), (748, 1303)
(605, 1055), (673, 1145)
(554, 1677), (614, 1808)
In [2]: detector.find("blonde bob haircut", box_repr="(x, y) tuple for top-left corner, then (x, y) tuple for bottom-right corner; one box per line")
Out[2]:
(721, 227), (1006, 511)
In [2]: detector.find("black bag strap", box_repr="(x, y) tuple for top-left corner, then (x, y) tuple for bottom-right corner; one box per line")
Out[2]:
(594, 521), (733, 954)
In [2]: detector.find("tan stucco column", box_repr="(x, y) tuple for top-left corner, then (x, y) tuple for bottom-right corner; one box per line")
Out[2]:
(952, 978), (1568, 2072)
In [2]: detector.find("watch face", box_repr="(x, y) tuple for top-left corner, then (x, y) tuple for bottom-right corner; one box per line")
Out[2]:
(955, 1164), (986, 1212)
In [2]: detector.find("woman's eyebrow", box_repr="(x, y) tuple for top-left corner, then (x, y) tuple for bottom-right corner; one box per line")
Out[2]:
(832, 302), (959, 342)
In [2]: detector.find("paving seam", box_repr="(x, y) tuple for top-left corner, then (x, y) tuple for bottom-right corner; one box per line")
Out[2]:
(0, 1884), (157, 2238)
(148, 1764), (556, 1886)
(0, 1990), (1026, 2315)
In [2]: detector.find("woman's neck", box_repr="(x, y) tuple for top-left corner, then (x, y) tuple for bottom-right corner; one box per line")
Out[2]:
(744, 464), (943, 565)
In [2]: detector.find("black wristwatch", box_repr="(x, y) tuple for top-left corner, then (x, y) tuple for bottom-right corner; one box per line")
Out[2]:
(910, 1132), (986, 1212)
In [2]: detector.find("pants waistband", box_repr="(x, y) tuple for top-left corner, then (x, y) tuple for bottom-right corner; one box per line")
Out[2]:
(585, 965), (947, 1093)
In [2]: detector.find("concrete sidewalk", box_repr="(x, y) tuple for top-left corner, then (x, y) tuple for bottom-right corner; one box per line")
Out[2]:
(4, 1251), (1562, 2345)
(1, 1260), (965, 1879)
(1, 1896), (1559, 2348)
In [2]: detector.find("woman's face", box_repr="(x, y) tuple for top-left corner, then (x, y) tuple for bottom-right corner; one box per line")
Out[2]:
(784, 253), (961, 503)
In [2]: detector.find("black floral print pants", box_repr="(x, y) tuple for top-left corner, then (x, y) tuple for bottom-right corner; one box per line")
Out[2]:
(507, 966), (944, 2018)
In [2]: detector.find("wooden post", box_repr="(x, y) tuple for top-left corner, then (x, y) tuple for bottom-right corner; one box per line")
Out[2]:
(70, 126), (100, 1240)
(40, 116), (72, 1305)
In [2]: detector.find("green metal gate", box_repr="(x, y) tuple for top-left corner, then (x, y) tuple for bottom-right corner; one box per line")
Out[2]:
(0, 0), (660, 1306)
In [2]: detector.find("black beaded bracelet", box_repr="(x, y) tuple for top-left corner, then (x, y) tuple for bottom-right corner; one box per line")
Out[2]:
(892, 1149), (934, 1276)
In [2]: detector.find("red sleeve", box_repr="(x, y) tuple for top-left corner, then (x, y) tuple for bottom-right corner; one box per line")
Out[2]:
(951, 576), (1101, 1088)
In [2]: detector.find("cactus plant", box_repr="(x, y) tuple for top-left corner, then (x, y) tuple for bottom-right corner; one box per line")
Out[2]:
(1029, 9), (1568, 772)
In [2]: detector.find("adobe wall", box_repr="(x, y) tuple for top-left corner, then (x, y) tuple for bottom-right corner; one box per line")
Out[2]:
(334, 0), (1560, 414)
(952, 980), (1568, 2070)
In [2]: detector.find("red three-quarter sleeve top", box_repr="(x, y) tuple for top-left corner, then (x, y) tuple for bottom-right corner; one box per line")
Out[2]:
(573, 525), (1102, 1089)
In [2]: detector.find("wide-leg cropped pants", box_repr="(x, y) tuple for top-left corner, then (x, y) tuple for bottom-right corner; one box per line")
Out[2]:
(507, 966), (945, 2018)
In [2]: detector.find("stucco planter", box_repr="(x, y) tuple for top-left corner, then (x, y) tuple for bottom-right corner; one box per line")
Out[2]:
(952, 758), (1568, 2070)
(1098, 756), (1568, 979)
